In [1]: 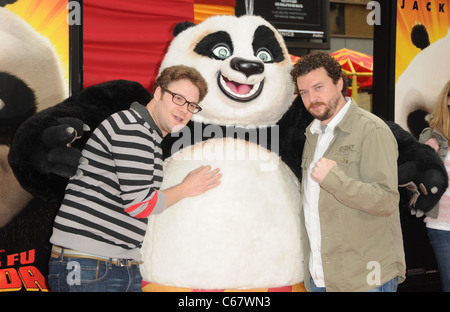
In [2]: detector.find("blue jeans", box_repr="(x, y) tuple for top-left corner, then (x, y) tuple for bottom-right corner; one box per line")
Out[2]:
(48, 253), (142, 292)
(310, 277), (398, 292)
(428, 228), (450, 292)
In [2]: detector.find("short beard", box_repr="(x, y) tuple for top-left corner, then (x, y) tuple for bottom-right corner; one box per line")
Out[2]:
(309, 93), (341, 121)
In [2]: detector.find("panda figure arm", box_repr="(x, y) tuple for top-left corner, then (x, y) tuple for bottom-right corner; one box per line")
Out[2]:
(277, 95), (313, 181)
(8, 80), (150, 203)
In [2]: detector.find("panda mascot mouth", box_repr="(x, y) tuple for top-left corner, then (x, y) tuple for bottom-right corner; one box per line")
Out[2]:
(218, 73), (264, 102)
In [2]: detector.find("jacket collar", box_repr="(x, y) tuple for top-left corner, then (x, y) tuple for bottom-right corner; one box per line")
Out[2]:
(335, 98), (359, 134)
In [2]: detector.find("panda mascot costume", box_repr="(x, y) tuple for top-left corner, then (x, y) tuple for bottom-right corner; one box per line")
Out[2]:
(139, 15), (305, 291)
(7, 14), (448, 292)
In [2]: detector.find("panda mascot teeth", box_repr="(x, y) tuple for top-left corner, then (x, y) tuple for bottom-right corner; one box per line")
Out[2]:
(140, 15), (304, 290)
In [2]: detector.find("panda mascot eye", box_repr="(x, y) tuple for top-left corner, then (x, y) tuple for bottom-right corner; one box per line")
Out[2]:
(212, 44), (231, 60)
(256, 49), (273, 63)
(193, 31), (234, 61)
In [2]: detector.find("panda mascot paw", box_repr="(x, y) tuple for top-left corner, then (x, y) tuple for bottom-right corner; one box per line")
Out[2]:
(386, 121), (448, 217)
(39, 116), (90, 178)
(9, 79), (150, 203)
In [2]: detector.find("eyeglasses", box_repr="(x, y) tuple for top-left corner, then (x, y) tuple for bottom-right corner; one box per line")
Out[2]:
(161, 87), (202, 114)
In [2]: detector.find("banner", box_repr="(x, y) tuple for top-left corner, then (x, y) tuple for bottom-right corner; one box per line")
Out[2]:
(394, 0), (450, 133)
(0, 0), (70, 292)
(0, 0), (195, 292)
(83, 0), (195, 91)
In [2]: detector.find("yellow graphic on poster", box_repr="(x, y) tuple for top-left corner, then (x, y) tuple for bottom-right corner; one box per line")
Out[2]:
(7, 0), (70, 89)
(396, 0), (449, 82)
(394, 0), (450, 131)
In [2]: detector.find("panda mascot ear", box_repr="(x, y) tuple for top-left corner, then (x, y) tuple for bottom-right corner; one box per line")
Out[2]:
(173, 21), (195, 36)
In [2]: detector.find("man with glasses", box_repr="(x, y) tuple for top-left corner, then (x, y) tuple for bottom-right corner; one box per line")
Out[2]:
(48, 65), (222, 292)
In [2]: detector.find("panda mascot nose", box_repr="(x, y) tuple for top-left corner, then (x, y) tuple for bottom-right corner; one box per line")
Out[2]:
(230, 57), (264, 77)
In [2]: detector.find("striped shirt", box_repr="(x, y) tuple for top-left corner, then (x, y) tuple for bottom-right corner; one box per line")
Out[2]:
(50, 102), (165, 261)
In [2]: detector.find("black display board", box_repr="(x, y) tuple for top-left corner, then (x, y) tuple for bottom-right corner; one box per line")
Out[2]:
(236, 0), (330, 50)
(253, 0), (326, 39)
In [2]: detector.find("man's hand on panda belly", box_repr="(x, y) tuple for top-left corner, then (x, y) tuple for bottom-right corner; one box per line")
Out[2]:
(42, 117), (90, 178)
(181, 165), (222, 197)
(162, 166), (222, 209)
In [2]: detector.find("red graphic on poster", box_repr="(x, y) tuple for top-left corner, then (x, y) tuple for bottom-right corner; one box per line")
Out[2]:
(0, 249), (49, 292)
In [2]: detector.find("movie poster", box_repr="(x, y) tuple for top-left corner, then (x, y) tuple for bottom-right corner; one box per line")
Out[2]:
(0, 0), (69, 292)
(7, 0), (70, 89)
(1, 0), (196, 292)
(394, 0), (450, 132)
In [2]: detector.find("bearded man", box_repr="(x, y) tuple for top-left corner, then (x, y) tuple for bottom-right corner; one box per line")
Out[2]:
(291, 52), (405, 292)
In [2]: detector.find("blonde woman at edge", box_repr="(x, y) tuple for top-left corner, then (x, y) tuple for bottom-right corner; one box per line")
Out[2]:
(419, 80), (450, 292)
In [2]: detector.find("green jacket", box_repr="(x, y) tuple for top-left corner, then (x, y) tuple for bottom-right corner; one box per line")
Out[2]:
(300, 100), (406, 291)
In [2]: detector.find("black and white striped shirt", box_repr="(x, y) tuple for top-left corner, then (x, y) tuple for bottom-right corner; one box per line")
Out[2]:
(50, 102), (165, 261)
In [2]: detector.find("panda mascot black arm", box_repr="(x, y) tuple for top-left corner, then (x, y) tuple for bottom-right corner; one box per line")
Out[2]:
(8, 80), (150, 203)
(277, 95), (314, 181)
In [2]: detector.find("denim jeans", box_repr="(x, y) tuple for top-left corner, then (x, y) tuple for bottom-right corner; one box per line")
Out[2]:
(310, 277), (398, 292)
(428, 228), (450, 292)
(48, 253), (142, 292)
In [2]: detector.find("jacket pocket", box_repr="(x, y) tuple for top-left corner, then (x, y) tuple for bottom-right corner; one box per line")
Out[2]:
(336, 148), (361, 179)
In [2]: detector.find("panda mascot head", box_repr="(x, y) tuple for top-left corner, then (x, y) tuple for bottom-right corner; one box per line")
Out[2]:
(159, 15), (294, 127)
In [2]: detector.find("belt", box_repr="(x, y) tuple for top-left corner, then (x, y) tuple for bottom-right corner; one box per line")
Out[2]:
(51, 245), (142, 267)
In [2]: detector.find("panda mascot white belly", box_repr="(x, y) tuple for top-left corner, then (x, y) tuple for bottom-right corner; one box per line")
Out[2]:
(141, 138), (302, 290)
(140, 15), (304, 291)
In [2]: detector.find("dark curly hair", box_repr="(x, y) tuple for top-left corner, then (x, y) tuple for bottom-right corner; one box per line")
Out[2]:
(290, 52), (348, 97)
